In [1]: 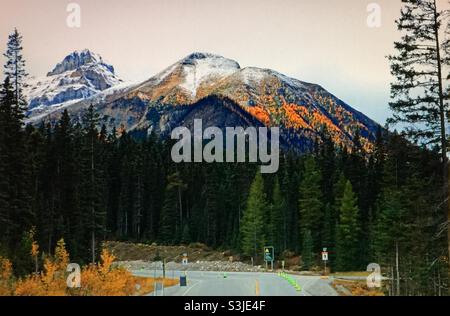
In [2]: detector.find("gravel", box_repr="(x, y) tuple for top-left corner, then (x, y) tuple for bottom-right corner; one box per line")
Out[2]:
(115, 260), (265, 273)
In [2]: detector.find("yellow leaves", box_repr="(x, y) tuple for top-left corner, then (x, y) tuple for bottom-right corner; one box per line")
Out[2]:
(41, 259), (57, 287)
(77, 250), (134, 296)
(54, 239), (69, 270)
(15, 256), (66, 296)
(0, 257), (12, 281)
(79, 266), (135, 296)
(282, 104), (311, 130)
(14, 274), (66, 296)
(99, 249), (115, 276)
(31, 241), (39, 258)
(14, 275), (46, 296)
(0, 257), (13, 296)
(1, 244), (178, 296)
(132, 276), (179, 296)
(13, 247), (146, 296)
(246, 105), (271, 126)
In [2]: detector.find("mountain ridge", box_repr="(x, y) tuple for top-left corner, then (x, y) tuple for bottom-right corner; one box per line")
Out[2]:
(25, 51), (380, 153)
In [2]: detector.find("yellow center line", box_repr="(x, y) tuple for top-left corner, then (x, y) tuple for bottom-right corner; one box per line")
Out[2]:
(255, 279), (260, 296)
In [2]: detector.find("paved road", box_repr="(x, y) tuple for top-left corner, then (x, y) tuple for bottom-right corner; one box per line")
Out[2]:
(132, 270), (338, 296)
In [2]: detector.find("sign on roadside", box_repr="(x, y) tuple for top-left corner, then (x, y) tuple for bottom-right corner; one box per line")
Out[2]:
(322, 248), (328, 261)
(264, 246), (275, 271)
(182, 253), (188, 265)
(321, 247), (329, 276)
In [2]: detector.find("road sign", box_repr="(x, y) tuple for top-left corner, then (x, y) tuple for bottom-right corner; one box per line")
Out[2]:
(264, 246), (274, 262)
(322, 247), (329, 276)
(182, 253), (188, 265)
(264, 246), (274, 271)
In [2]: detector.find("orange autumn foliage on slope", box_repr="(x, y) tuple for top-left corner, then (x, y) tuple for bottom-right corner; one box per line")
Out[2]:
(282, 104), (311, 130)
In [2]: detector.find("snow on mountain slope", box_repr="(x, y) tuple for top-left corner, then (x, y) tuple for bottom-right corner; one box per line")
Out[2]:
(178, 52), (241, 96)
(24, 49), (122, 113)
(26, 51), (380, 153)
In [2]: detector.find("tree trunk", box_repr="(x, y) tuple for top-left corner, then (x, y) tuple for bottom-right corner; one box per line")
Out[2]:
(91, 230), (95, 264)
(432, 0), (449, 294)
(396, 241), (400, 296)
(91, 133), (95, 264)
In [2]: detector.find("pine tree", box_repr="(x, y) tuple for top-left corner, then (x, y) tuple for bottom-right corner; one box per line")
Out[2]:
(159, 172), (184, 244)
(0, 76), (33, 254)
(240, 172), (267, 262)
(0, 78), (14, 245)
(53, 110), (80, 257)
(298, 156), (323, 251)
(181, 224), (191, 245)
(79, 105), (106, 263)
(388, 0), (450, 279)
(389, 0), (448, 155)
(335, 180), (360, 272)
(3, 28), (28, 111)
(202, 165), (221, 247)
(301, 229), (314, 270)
(374, 189), (406, 295)
(321, 203), (334, 265)
(269, 177), (285, 254)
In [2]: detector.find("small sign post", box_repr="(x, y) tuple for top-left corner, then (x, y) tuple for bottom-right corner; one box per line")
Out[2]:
(182, 253), (188, 265)
(264, 246), (275, 271)
(321, 248), (329, 275)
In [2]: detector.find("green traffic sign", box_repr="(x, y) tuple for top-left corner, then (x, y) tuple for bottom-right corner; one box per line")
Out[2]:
(264, 246), (274, 262)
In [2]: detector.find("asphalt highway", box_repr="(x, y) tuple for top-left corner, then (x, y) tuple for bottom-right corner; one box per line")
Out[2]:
(132, 270), (338, 296)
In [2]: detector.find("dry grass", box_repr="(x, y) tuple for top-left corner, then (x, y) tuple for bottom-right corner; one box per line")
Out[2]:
(132, 276), (179, 296)
(332, 279), (384, 296)
(331, 271), (371, 277)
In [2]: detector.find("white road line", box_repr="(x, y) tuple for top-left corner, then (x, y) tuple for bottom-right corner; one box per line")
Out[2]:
(182, 279), (203, 296)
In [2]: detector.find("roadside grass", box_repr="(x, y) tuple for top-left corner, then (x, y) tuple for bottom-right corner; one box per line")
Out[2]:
(332, 279), (384, 296)
(331, 271), (371, 277)
(132, 276), (179, 296)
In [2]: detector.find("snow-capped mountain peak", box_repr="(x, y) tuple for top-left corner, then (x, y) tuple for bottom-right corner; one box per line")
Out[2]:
(47, 49), (109, 76)
(25, 50), (122, 111)
(179, 53), (240, 96)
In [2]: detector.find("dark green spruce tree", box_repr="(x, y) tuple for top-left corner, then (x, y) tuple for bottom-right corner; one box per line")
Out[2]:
(159, 172), (184, 244)
(298, 156), (323, 253)
(4, 28), (28, 110)
(80, 105), (107, 263)
(335, 180), (360, 272)
(269, 177), (285, 255)
(240, 172), (267, 262)
(388, 0), (450, 279)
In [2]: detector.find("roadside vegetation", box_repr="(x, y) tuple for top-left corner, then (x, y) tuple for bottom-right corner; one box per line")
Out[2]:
(0, 234), (177, 296)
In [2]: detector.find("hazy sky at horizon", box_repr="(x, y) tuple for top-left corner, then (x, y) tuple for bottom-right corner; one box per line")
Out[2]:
(1, 0), (449, 124)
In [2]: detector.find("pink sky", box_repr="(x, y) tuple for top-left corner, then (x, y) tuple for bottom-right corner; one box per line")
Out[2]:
(0, 0), (449, 123)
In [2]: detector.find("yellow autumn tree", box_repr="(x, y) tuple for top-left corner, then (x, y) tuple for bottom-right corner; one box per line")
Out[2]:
(0, 257), (13, 296)
(79, 249), (135, 296)
(54, 239), (69, 270)
(14, 242), (161, 296)
(15, 238), (69, 296)
(31, 241), (39, 274)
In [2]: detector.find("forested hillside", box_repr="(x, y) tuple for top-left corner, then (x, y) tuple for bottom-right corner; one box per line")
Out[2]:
(0, 95), (447, 294)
